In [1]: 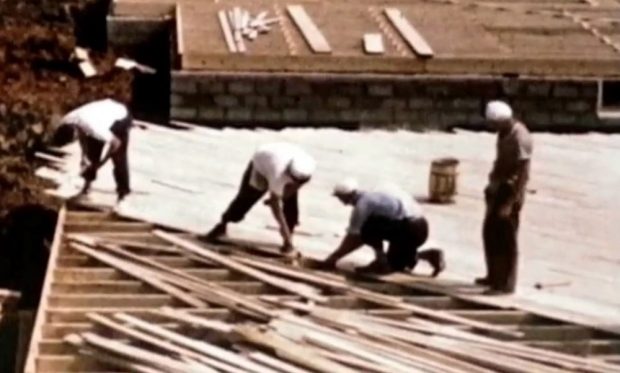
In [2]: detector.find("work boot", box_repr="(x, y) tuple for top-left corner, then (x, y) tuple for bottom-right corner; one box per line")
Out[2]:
(200, 222), (227, 243)
(475, 277), (492, 286)
(418, 249), (446, 277)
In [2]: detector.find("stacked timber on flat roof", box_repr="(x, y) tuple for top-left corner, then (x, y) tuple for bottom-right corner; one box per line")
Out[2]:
(109, 0), (620, 76)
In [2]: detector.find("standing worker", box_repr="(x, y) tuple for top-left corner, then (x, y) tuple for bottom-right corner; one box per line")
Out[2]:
(52, 98), (133, 202)
(316, 179), (445, 276)
(476, 100), (533, 295)
(203, 143), (315, 254)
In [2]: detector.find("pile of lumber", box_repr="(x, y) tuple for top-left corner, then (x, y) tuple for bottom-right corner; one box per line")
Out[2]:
(63, 232), (620, 373)
(219, 8), (279, 53)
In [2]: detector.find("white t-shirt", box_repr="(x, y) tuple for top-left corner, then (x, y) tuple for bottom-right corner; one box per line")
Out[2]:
(250, 143), (311, 197)
(61, 99), (128, 142)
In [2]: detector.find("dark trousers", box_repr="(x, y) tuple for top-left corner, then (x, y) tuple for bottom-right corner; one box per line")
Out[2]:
(222, 163), (299, 231)
(80, 119), (131, 196)
(482, 186), (522, 292)
(360, 216), (429, 271)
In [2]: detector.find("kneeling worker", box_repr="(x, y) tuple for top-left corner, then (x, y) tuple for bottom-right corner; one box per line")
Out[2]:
(318, 179), (445, 275)
(52, 98), (133, 202)
(203, 143), (315, 254)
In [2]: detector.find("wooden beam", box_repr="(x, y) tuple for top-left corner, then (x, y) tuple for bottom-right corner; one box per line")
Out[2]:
(384, 8), (433, 58)
(24, 206), (66, 373)
(176, 5), (184, 56)
(286, 5), (331, 54)
(218, 10), (238, 53)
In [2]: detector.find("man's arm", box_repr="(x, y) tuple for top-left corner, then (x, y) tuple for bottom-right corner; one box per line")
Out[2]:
(321, 234), (364, 268)
(499, 160), (530, 216)
(266, 193), (293, 248)
(94, 136), (122, 170)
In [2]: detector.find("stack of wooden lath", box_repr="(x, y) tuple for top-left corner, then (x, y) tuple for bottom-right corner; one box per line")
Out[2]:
(55, 230), (620, 372)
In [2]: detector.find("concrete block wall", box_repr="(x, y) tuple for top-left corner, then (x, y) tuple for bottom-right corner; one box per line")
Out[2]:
(171, 72), (602, 130)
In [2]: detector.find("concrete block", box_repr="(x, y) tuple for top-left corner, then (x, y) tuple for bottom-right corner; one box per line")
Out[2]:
(340, 110), (362, 122)
(171, 77), (198, 94)
(199, 80), (225, 94)
(254, 109), (282, 122)
(327, 96), (352, 109)
(310, 109), (340, 123)
(580, 83), (598, 98)
(367, 83), (393, 97)
(525, 111), (552, 127)
(339, 83), (364, 96)
(244, 95), (269, 107)
(170, 106), (198, 120)
(451, 98), (481, 110)
(298, 96), (323, 108)
(501, 79), (523, 97)
(553, 83), (580, 98)
(381, 98), (407, 109)
(229, 81), (255, 95)
(425, 84), (452, 98)
(394, 110), (415, 124)
(214, 95), (239, 108)
(525, 82), (551, 97)
(283, 109), (308, 122)
(439, 112), (470, 127)
(285, 80), (312, 95)
(271, 96), (296, 108)
(408, 98), (434, 109)
(394, 82), (423, 97)
(552, 112), (577, 125)
(354, 97), (382, 109)
(361, 109), (393, 124)
(566, 100), (594, 113)
(199, 108), (224, 121)
(256, 80), (282, 95)
(579, 114), (601, 127)
(415, 111), (441, 127)
(170, 93), (185, 106)
(226, 108), (253, 122)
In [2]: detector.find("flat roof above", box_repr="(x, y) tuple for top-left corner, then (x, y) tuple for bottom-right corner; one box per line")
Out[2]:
(112, 0), (620, 76)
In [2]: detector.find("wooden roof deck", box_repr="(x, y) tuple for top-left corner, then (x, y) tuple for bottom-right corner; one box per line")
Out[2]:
(111, 0), (620, 76)
(36, 123), (620, 327)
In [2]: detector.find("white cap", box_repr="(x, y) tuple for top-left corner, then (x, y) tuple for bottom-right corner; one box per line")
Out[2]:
(289, 153), (316, 181)
(333, 178), (358, 196)
(485, 100), (513, 122)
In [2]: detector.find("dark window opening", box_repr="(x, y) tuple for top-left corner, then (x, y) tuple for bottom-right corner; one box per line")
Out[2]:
(601, 81), (620, 110)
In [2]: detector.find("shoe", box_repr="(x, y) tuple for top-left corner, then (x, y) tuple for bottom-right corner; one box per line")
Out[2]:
(483, 287), (514, 296)
(475, 277), (492, 286)
(200, 223), (227, 243)
(427, 249), (446, 277)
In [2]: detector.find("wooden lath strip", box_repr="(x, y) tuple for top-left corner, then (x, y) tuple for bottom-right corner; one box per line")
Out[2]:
(384, 8), (433, 58)
(286, 5), (332, 54)
(24, 205), (66, 373)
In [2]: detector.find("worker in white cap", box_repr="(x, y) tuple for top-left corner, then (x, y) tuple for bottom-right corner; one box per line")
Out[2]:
(202, 142), (315, 254)
(476, 100), (533, 295)
(316, 178), (445, 276)
(52, 98), (133, 202)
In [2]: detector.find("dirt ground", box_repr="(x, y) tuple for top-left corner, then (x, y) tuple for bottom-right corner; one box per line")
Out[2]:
(0, 0), (133, 307)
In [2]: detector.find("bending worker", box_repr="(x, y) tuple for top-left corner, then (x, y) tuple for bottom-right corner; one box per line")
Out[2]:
(317, 179), (445, 275)
(52, 98), (133, 202)
(203, 142), (315, 254)
(476, 100), (533, 295)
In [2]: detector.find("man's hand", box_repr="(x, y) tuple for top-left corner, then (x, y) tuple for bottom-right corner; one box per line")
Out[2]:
(498, 203), (512, 218)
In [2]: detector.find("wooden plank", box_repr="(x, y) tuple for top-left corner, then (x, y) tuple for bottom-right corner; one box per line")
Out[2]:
(363, 33), (385, 55)
(385, 8), (434, 57)
(176, 5), (184, 56)
(24, 206), (66, 373)
(46, 307), (231, 323)
(218, 10), (238, 53)
(286, 5), (332, 54)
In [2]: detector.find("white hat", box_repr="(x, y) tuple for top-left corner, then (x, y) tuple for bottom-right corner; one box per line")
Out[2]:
(333, 178), (358, 195)
(485, 100), (513, 122)
(289, 153), (316, 181)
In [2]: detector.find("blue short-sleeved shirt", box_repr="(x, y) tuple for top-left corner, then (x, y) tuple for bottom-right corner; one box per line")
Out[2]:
(347, 191), (420, 235)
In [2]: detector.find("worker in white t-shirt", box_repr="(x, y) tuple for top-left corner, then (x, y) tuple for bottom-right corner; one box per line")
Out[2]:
(316, 178), (445, 276)
(52, 99), (133, 202)
(203, 143), (316, 254)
